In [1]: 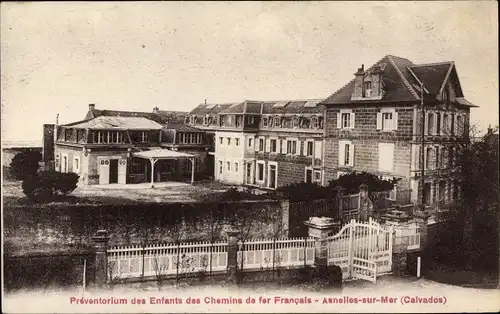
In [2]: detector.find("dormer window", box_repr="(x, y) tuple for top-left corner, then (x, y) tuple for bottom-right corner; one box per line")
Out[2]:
(311, 116), (319, 129)
(273, 116), (281, 128)
(292, 116), (300, 128)
(364, 81), (372, 98)
(190, 115), (196, 125)
(262, 117), (268, 128)
(203, 115), (210, 125)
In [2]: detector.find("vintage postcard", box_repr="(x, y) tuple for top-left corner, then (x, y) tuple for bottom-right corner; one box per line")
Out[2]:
(1, 1), (499, 313)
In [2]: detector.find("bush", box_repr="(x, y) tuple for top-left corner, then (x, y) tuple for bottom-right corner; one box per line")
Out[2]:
(22, 171), (79, 202)
(10, 150), (42, 180)
(276, 182), (334, 201)
(328, 171), (399, 194)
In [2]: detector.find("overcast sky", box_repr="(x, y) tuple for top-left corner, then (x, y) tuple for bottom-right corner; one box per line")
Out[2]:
(1, 1), (498, 142)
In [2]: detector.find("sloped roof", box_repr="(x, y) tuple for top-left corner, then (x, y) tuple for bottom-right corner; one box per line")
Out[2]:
(189, 103), (237, 115)
(64, 116), (163, 130)
(261, 99), (325, 115)
(321, 55), (420, 105)
(163, 123), (204, 132)
(407, 62), (453, 95)
(86, 108), (187, 124)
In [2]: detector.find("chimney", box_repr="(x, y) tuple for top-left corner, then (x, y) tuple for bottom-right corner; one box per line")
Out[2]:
(204, 99), (207, 105)
(89, 104), (95, 111)
(487, 125), (493, 135)
(370, 64), (384, 98)
(351, 64), (366, 100)
(153, 106), (159, 114)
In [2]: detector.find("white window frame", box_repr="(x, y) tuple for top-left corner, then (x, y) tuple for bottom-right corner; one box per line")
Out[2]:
(227, 161), (231, 171)
(62, 153), (69, 173)
(270, 138), (278, 153)
(256, 161), (265, 183)
(235, 162), (239, 172)
(227, 137), (231, 146)
(235, 138), (240, 146)
(219, 137), (224, 146)
(273, 116), (281, 128)
(141, 131), (148, 143)
(306, 140), (314, 157)
(292, 116), (300, 128)
(73, 156), (80, 174)
(262, 116), (268, 128)
(248, 137), (253, 148)
(267, 161), (278, 189)
(337, 109), (355, 129)
(311, 116), (319, 129)
(377, 108), (398, 131)
(258, 137), (265, 152)
(338, 140), (354, 167)
(313, 170), (322, 182)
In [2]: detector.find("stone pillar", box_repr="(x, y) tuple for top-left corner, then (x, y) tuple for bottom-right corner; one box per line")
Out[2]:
(413, 209), (429, 251)
(358, 184), (372, 221)
(304, 217), (338, 267)
(391, 225), (409, 275)
(93, 230), (110, 287)
(226, 229), (240, 284)
(333, 186), (345, 220)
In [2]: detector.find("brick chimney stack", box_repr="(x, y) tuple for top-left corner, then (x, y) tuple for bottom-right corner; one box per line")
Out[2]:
(351, 64), (366, 100)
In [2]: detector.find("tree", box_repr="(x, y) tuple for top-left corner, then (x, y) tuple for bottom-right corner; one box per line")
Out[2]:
(10, 150), (42, 180)
(328, 171), (399, 194)
(22, 171), (79, 202)
(451, 125), (499, 269)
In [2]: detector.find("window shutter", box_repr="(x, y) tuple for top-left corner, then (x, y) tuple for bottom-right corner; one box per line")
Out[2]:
(284, 139), (288, 154)
(392, 112), (398, 130)
(433, 112), (439, 135)
(338, 142), (345, 166)
(265, 138), (270, 153)
(348, 144), (355, 167)
(376, 113), (382, 130)
(424, 113), (429, 135)
(337, 112), (342, 129)
(414, 146), (419, 170)
(439, 112), (444, 135)
(350, 113), (355, 129)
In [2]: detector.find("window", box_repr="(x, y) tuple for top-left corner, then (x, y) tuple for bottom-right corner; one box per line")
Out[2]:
(236, 116), (242, 128)
(62, 155), (68, 173)
(314, 170), (322, 182)
(337, 109), (354, 129)
(292, 116), (300, 128)
(220, 116), (226, 127)
(141, 132), (148, 143)
(257, 162), (264, 182)
(227, 138), (231, 145)
(219, 137), (223, 145)
(436, 146), (441, 169)
(307, 141), (314, 157)
(426, 147), (433, 170)
(73, 157), (80, 174)
(279, 139), (284, 154)
(311, 117), (318, 129)
(270, 139), (277, 153)
(339, 140), (354, 167)
(248, 138), (253, 148)
(259, 138), (264, 152)
(262, 117), (268, 127)
(456, 115), (463, 136)
(442, 114), (449, 135)
(427, 113), (435, 135)
(227, 162), (231, 171)
(314, 140), (322, 160)
(436, 113), (441, 135)
(235, 162), (239, 172)
(247, 116), (254, 124)
(378, 143), (395, 172)
(286, 139), (297, 155)
(364, 81), (372, 97)
(219, 161), (223, 174)
(235, 138), (240, 146)
(273, 116), (280, 127)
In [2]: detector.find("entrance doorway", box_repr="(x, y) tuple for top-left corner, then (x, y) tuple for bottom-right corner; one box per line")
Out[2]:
(246, 163), (253, 184)
(109, 159), (119, 184)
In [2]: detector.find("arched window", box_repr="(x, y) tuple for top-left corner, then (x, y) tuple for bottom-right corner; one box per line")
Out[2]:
(190, 115), (197, 124)
(262, 116), (268, 128)
(292, 116), (300, 128)
(273, 116), (281, 128)
(311, 116), (319, 129)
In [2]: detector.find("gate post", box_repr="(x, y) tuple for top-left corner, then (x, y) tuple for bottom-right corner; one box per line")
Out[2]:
(93, 230), (110, 287)
(226, 229), (240, 284)
(359, 184), (372, 221)
(304, 217), (337, 272)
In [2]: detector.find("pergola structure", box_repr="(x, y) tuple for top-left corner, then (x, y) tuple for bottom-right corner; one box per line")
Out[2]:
(133, 148), (195, 188)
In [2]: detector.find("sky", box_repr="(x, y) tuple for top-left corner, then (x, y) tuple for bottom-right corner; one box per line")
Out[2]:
(1, 1), (498, 143)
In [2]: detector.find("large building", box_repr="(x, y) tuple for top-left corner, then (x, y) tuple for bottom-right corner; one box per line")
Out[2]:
(320, 55), (476, 206)
(187, 99), (325, 188)
(53, 104), (212, 185)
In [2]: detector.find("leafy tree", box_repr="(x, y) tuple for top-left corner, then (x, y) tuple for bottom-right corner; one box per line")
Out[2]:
(450, 125), (499, 269)
(10, 150), (42, 180)
(22, 171), (79, 202)
(328, 171), (399, 194)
